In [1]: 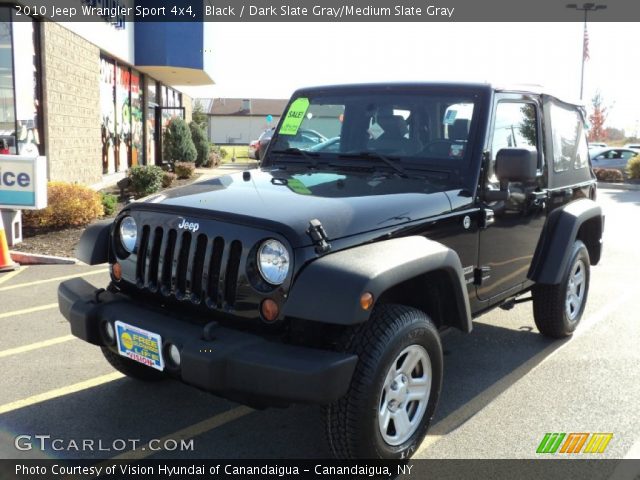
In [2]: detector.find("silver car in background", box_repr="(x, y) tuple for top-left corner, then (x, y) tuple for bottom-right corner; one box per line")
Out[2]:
(590, 147), (640, 170)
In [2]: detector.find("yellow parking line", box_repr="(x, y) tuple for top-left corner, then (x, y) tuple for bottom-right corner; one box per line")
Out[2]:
(0, 303), (58, 320)
(111, 405), (254, 460)
(0, 372), (123, 415)
(0, 268), (109, 292)
(0, 335), (75, 359)
(0, 266), (28, 285)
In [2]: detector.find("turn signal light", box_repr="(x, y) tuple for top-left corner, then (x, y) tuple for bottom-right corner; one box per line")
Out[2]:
(261, 299), (279, 322)
(112, 262), (122, 281)
(360, 292), (374, 310)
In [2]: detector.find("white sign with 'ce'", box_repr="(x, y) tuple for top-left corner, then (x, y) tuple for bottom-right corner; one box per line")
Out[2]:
(0, 155), (47, 210)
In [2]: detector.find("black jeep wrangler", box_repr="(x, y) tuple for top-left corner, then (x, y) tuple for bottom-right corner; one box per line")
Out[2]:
(58, 83), (603, 459)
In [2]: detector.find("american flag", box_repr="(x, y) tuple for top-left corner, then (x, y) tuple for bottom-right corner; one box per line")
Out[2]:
(583, 25), (590, 61)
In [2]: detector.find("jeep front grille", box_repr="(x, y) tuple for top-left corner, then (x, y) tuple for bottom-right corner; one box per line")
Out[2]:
(135, 226), (242, 308)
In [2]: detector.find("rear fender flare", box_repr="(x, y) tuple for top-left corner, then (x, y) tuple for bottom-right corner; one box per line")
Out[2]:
(528, 198), (603, 284)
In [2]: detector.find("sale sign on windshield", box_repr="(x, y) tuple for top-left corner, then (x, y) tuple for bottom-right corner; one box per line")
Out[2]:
(279, 98), (309, 136)
(0, 156), (47, 210)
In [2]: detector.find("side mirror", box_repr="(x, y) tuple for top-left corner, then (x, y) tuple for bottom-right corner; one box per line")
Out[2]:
(484, 148), (538, 202)
(495, 148), (538, 182)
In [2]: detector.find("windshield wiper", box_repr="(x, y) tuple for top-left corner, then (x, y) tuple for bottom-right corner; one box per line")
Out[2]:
(339, 151), (407, 177)
(270, 148), (319, 167)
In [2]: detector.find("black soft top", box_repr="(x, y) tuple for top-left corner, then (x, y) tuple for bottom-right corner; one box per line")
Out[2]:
(293, 82), (584, 108)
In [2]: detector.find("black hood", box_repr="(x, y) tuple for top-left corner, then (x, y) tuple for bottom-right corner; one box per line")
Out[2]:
(133, 169), (453, 248)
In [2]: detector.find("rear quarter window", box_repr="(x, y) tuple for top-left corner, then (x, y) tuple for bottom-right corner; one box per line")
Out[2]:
(550, 103), (589, 173)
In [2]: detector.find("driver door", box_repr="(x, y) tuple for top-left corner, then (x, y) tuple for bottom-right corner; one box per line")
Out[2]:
(476, 95), (547, 301)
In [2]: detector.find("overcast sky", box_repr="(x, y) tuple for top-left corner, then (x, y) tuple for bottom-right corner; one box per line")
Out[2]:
(180, 22), (639, 135)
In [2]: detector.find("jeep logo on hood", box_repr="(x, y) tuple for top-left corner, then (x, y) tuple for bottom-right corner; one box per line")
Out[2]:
(178, 218), (199, 233)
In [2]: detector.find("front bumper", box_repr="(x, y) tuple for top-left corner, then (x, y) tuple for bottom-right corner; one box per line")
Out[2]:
(58, 278), (357, 406)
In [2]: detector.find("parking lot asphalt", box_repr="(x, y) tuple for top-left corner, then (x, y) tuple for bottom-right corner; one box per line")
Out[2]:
(0, 188), (638, 461)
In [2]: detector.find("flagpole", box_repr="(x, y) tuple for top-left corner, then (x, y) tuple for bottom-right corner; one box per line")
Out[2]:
(579, 9), (587, 100)
(566, 3), (607, 101)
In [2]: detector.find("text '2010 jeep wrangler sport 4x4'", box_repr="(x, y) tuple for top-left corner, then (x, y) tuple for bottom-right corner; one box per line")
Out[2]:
(59, 83), (603, 459)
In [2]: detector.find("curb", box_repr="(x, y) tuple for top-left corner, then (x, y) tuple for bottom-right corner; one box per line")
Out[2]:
(10, 251), (78, 266)
(598, 182), (640, 191)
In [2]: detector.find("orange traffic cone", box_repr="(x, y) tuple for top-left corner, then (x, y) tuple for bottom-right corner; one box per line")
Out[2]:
(0, 213), (19, 272)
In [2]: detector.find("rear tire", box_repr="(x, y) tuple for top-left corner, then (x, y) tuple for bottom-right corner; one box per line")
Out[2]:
(101, 347), (165, 381)
(532, 240), (590, 338)
(325, 304), (443, 459)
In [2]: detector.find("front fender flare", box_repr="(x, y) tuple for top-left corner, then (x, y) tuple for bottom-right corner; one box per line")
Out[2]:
(76, 220), (112, 265)
(283, 236), (472, 330)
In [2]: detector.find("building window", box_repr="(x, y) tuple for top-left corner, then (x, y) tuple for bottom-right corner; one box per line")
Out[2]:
(115, 64), (130, 171)
(145, 78), (158, 166)
(160, 87), (182, 134)
(101, 57), (148, 174)
(140, 79), (183, 167)
(130, 70), (143, 166)
(100, 57), (116, 174)
(0, 8), (43, 156)
(0, 16), (16, 154)
(13, 18), (41, 156)
(157, 85), (184, 164)
(160, 85), (168, 108)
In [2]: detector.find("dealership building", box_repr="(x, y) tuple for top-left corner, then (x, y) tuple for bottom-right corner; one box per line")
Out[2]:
(0, 3), (214, 187)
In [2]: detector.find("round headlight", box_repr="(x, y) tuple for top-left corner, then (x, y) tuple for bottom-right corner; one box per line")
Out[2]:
(119, 216), (138, 253)
(258, 239), (290, 285)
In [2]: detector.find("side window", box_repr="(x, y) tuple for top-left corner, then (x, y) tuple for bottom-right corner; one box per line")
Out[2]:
(575, 125), (589, 170)
(491, 102), (538, 158)
(550, 103), (588, 172)
(489, 102), (538, 179)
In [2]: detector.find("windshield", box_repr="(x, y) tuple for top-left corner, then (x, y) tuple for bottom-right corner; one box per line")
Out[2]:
(267, 89), (479, 169)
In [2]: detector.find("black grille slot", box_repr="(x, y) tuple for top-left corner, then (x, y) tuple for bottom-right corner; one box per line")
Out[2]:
(224, 240), (242, 306)
(175, 232), (192, 297)
(161, 229), (177, 293)
(206, 237), (225, 306)
(146, 227), (163, 290)
(136, 226), (150, 285)
(190, 234), (208, 302)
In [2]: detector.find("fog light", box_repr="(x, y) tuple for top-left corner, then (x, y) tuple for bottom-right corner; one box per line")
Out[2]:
(103, 322), (115, 343)
(167, 344), (181, 367)
(112, 262), (122, 281)
(261, 299), (279, 322)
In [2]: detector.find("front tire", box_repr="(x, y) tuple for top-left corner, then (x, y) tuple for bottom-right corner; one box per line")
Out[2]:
(532, 239), (590, 338)
(101, 347), (165, 381)
(325, 304), (443, 459)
